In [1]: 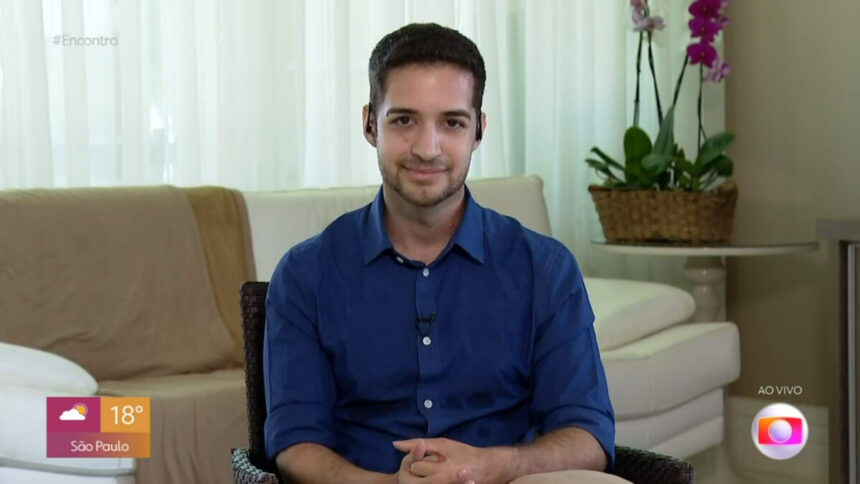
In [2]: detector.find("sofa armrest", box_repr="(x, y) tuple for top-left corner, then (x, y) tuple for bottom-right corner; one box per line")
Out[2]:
(232, 447), (279, 484)
(0, 342), (97, 395)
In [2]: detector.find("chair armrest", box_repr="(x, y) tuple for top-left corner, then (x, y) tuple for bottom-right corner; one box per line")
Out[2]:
(0, 342), (96, 394)
(613, 445), (693, 484)
(232, 447), (280, 484)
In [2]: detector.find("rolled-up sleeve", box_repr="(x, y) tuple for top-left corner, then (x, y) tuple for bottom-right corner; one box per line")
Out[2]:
(263, 247), (337, 461)
(530, 247), (616, 470)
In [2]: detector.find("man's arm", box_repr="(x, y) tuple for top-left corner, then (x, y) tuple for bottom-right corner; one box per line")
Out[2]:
(496, 426), (607, 477)
(397, 427), (606, 484)
(276, 443), (393, 484)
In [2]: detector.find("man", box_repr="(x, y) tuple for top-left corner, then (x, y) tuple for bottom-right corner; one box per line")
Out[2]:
(264, 23), (627, 484)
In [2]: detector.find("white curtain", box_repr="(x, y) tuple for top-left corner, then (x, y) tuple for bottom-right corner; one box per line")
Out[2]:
(0, 0), (725, 282)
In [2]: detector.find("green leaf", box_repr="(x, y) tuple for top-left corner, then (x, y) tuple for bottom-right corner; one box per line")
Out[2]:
(708, 155), (734, 177)
(624, 127), (652, 162)
(624, 163), (652, 188)
(641, 153), (672, 174)
(590, 147), (624, 171)
(695, 132), (735, 166)
(586, 158), (624, 183)
(653, 105), (675, 156)
(676, 158), (694, 174)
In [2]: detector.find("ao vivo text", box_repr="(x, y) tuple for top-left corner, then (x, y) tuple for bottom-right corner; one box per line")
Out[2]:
(757, 385), (803, 396)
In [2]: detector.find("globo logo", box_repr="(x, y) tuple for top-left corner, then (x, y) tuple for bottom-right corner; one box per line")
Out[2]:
(751, 403), (808, 460)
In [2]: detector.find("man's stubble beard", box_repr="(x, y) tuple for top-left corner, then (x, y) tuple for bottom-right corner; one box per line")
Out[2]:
(379, 155), (470, 208)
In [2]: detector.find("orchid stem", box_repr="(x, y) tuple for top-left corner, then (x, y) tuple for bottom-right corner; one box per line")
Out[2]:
(634, 31), (643, 127)
(671, 56), (689, 108)
(697, 63), (703, 148)
(646, 30), (663, 126)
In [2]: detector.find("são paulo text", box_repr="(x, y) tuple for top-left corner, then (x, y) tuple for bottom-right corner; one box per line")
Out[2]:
(70, 440), (131, 452)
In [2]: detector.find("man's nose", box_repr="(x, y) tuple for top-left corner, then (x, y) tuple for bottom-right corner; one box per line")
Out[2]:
(411, 123), (442, 161)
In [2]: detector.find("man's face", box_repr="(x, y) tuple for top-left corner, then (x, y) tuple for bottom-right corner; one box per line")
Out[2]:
(365, 63), (485, 208)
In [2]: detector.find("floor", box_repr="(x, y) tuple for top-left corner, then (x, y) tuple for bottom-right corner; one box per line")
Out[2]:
(687, 397), (829, 483)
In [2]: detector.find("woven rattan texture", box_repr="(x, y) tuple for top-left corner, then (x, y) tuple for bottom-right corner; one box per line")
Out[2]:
(590, 184), (738, 244)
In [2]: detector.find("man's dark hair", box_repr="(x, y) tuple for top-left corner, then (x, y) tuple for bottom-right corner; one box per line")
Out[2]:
(367, 23), (486, 140)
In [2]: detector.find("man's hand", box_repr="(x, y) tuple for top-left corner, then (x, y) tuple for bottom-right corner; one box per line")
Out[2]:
(394, 438), (508, 484)
(393, 438), (475, 484)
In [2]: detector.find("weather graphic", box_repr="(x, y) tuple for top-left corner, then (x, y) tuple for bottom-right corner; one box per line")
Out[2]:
(46, 397), (150, 458)
(59, 403), (88, 421)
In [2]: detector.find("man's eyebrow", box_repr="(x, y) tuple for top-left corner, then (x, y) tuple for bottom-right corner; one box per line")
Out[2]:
(385, 107), (473, 119)
(386, 108), (418, 117)
(441, 109), (473, 119)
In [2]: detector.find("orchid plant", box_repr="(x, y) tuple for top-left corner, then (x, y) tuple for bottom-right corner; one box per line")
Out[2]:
(586, 0), (735, 191)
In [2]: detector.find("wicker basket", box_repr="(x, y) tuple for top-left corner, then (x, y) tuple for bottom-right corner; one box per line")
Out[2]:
(589, 182), (738, 244)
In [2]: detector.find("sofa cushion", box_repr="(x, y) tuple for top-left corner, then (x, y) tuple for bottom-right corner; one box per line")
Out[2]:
(98, 368), (247, 484)
(243, 175), (552, 281)
(0, 342), (97, 394)
(602, 322), (740, 418)
(584, 278), (695, 350)
(0, 186), (236, 380)
(615, 388), (724, 458)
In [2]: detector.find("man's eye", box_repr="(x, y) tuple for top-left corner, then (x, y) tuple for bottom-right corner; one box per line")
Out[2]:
(446, 119), (465, 129)
(394, 116), (412, 126)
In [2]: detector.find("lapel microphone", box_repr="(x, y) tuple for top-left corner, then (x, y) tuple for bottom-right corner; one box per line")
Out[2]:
(415, 311), (436, 338)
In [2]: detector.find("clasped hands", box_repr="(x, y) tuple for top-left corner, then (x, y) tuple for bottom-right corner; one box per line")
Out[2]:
(392, 438), (509, 484)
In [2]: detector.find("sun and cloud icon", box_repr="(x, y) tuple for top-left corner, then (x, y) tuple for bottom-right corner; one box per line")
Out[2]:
(59, 403), (88, 421)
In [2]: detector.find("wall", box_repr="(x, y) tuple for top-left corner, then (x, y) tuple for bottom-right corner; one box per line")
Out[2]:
(725, 0), (860, 406)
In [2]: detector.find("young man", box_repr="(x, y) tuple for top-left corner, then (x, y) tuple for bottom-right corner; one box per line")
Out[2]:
(264, 23), (627, 484)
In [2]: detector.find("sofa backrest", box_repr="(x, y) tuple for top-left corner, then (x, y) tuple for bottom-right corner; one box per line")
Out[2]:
(0, 186), (237, 381)
(242, 175), (552, 281)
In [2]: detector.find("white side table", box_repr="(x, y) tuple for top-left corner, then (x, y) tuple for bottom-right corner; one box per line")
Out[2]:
(591, 241), (818, 322)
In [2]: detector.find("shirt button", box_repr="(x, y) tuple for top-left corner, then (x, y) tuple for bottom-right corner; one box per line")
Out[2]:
(422, 267), (430, 277)
(423, 399), (433, 409)
(422, 336), (432, 346)
(396, 256), (404, 264)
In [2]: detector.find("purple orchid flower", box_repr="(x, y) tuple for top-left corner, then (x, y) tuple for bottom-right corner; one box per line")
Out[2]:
(633, 9), (665, 32)
(689, 17), (720, 43)
(630, 0), (647, 9)
(687, 41), (717, 67)
(706, 57), (730, 82)
(689, 0), (722, 19)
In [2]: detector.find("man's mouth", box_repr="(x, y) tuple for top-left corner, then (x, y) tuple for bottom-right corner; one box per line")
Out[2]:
(405, 166), (445, 174)
(403, 165), (446, 180)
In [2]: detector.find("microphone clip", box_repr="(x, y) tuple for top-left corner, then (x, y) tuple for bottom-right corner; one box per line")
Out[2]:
(415, 311), (436, 338)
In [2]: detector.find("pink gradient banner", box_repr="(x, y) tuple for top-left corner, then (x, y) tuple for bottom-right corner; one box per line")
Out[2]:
(47, 432), (151, 458)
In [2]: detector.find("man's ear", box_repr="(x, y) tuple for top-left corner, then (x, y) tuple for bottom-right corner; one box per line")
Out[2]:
(362, 104), (377, 147)
(472, 112), (487, 151)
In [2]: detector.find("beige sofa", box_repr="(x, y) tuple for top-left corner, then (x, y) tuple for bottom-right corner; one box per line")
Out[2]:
(0, 175), (739, 484)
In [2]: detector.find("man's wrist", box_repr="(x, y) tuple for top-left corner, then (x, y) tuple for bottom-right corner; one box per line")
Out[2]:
(487, 445), (523, 483)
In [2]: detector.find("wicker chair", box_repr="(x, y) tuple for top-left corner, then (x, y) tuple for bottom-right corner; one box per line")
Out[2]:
(232, 281), (694, 484)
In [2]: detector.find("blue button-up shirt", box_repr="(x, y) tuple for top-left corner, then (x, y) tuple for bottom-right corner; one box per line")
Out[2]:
(263, 187), (615, 473)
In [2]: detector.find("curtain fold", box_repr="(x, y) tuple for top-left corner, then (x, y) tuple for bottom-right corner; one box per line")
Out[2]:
(0, 0), (725, 283)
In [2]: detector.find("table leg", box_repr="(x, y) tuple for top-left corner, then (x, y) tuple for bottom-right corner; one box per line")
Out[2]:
(683, 256), (727, 322)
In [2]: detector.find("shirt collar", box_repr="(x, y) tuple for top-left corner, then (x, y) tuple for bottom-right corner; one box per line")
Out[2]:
(363, 188), (393, 265)
(362, 186), (485, 265)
